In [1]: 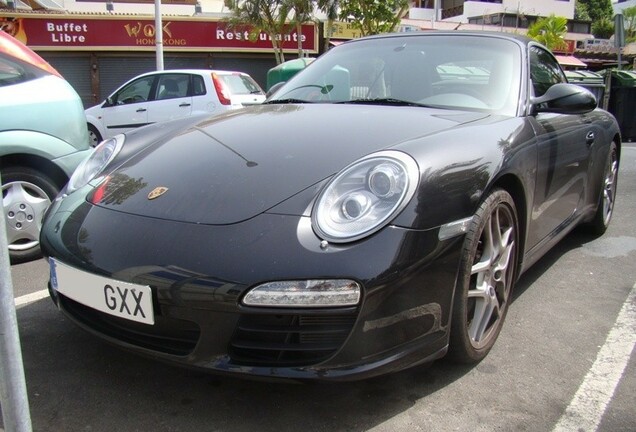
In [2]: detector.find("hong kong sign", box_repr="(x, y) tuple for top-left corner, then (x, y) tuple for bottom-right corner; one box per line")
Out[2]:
(0, 15), (317, 53)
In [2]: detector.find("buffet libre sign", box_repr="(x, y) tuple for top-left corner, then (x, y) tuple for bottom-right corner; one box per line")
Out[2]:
(0, 16), (317, 52)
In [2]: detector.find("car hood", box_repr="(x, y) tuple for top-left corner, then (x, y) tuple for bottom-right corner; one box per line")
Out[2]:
(93, 104), (488, 225)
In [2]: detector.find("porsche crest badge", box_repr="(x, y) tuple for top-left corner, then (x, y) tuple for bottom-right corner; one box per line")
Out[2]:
(148, 187), (169, 200)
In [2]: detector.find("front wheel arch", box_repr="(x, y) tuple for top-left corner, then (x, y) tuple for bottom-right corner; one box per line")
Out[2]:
(584, 140), (619, 236)
(1, 166), (60, 263)
(447, 188), (520, 363)
(87, 123), (103, 147)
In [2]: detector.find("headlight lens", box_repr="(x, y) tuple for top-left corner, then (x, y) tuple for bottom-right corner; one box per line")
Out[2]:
(312, 151), (419, 242)
(67, 134), (124, 193)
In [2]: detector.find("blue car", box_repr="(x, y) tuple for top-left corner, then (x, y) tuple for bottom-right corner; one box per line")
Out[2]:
(0, 30), (91, 262)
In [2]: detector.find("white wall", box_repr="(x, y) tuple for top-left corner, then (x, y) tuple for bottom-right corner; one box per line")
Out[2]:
(446, 0), (575, 23)
(615, 0), (636, 13)
(50, 0), (227, 15)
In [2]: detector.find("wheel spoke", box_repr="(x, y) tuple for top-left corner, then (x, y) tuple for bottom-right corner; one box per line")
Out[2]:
(7, 220), (40, 245)
(468, 278), (498, 343)
(468, 294), (500, 343)
(603, 154), (618, 221)
(4, 182), (29, 208)
(3, 180), (51, 251)
(466, 203), (515, 347)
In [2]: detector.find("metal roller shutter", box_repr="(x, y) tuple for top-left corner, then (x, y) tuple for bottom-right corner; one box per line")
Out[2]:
(40, 54), (93, 108)
(98, 57), (156, 101)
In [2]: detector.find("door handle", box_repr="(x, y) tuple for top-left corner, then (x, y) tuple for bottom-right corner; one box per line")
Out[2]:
(179, 103), (191, 107)
(136, 108), (147, 112)
(586, 131), (595, 145)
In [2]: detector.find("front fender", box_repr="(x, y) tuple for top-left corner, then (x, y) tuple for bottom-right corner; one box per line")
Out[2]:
(392, 116), (536, 231)
(0, 130), (93, 177)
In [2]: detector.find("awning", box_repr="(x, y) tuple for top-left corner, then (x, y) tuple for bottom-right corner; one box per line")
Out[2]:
(555, 55), (588, 68)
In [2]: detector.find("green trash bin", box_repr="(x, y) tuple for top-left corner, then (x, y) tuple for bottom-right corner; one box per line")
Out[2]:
(564, 70), (605, 103)
(604, 70), (636, 141)
(266, 58), (315, 91)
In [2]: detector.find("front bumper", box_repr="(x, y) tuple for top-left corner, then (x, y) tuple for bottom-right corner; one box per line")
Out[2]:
(42, 198), (464, 380)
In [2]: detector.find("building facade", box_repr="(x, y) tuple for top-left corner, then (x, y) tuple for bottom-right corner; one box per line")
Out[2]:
(410, 0), (575, 22)
(0, 0), (317, 107)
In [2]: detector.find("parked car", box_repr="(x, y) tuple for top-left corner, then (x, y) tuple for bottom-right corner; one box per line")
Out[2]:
(0, 30), (91, 263)
(85, 69), (266, 146)
(42, 31), (620, 381)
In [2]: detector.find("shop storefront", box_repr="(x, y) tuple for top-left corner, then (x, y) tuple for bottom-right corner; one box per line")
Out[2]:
(0, 14), (318, 107)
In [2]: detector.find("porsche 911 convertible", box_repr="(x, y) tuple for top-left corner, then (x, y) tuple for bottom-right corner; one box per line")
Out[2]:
(41, 31), (620, 381)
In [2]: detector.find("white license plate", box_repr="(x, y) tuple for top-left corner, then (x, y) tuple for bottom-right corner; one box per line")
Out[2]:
(50, 258), (155, 325)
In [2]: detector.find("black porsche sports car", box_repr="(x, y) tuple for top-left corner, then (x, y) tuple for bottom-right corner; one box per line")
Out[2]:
(41, 31), (620, 381)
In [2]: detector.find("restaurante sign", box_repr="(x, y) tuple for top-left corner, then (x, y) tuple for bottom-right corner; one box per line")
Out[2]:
(0, 15), (317, 53)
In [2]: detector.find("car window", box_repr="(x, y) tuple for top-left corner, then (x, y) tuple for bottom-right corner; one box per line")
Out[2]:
(529, 46), (566, 97)
(114, 76), (154, 105)
(219, 74), (264, 95)
(192, 74), (206, 96)
(0, 54), (40, 87)
(156, 74), (190, 100)
(271, 35), (522, 116)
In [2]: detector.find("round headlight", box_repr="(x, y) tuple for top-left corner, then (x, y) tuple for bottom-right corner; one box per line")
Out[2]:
(312, 151), (419, 243)
(67, 134), (124, 193)
(368, 163), (400, 198)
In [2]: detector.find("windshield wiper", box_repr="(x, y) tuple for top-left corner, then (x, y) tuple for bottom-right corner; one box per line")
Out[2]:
(336, 98), (431, 107)
(263, 98), (313, 104)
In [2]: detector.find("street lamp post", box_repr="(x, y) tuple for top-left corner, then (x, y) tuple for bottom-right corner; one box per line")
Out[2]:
(155, 0), (164, 71)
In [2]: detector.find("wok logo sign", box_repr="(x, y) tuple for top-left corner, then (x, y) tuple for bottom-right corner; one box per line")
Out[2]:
(124, 21), (186, 46)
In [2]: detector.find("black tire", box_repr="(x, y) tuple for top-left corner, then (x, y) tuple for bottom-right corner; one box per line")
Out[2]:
(88, 124), (102, 147)
(1, 166), (60, 263)
(586, 141), (619, 236)
(447, 188), (519, 364)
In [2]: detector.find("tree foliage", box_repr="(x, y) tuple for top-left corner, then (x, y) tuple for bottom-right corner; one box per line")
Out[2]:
(224, 0), (293, 64)
(338, 0), (409, 36)
(318, 0), (340, 51)
(578, 0), (614, 22)
(623, 6), (636, 43)
(592, 17), (615, 39)
(574, 1), (590, 21)
(224, 0), (411, 63)
(527, 14), (569, 51)
(288, 0), (315, 57)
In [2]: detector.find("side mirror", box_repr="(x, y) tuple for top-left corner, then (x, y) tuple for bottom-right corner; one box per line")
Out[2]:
(531, 83), (597, 115)
(105, 96), (114, 107)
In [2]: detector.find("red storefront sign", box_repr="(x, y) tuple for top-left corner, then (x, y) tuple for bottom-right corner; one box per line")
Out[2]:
(0, 15), (318, 53)
(553, 39), (576, 55)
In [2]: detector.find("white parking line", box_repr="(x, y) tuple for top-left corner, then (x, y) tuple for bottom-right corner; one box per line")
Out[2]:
(14, 289), (49, 307)
(553, 282), (636, 432)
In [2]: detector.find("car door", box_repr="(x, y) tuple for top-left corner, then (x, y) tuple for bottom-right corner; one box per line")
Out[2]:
(100, 75), (154, 136)
(527, 45), (593, 248)
(147, 73), (193, 124)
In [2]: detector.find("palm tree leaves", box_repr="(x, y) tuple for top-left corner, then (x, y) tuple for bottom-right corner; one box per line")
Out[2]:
(527, 14), (568, 51)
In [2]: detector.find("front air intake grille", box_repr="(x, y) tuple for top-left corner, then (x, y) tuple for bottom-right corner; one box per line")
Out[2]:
(229, 311), (358, 367)
(59, 294), (200, 356)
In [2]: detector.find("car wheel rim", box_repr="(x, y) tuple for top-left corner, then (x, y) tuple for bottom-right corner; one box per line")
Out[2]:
(89, 130), (100, 147)
(602, 146), (618, 226)
(467, 203), (516, 349)
(2, 181), (51, 252)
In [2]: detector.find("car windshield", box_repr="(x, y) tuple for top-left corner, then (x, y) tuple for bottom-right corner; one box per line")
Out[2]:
(268, 34), (522, 116)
